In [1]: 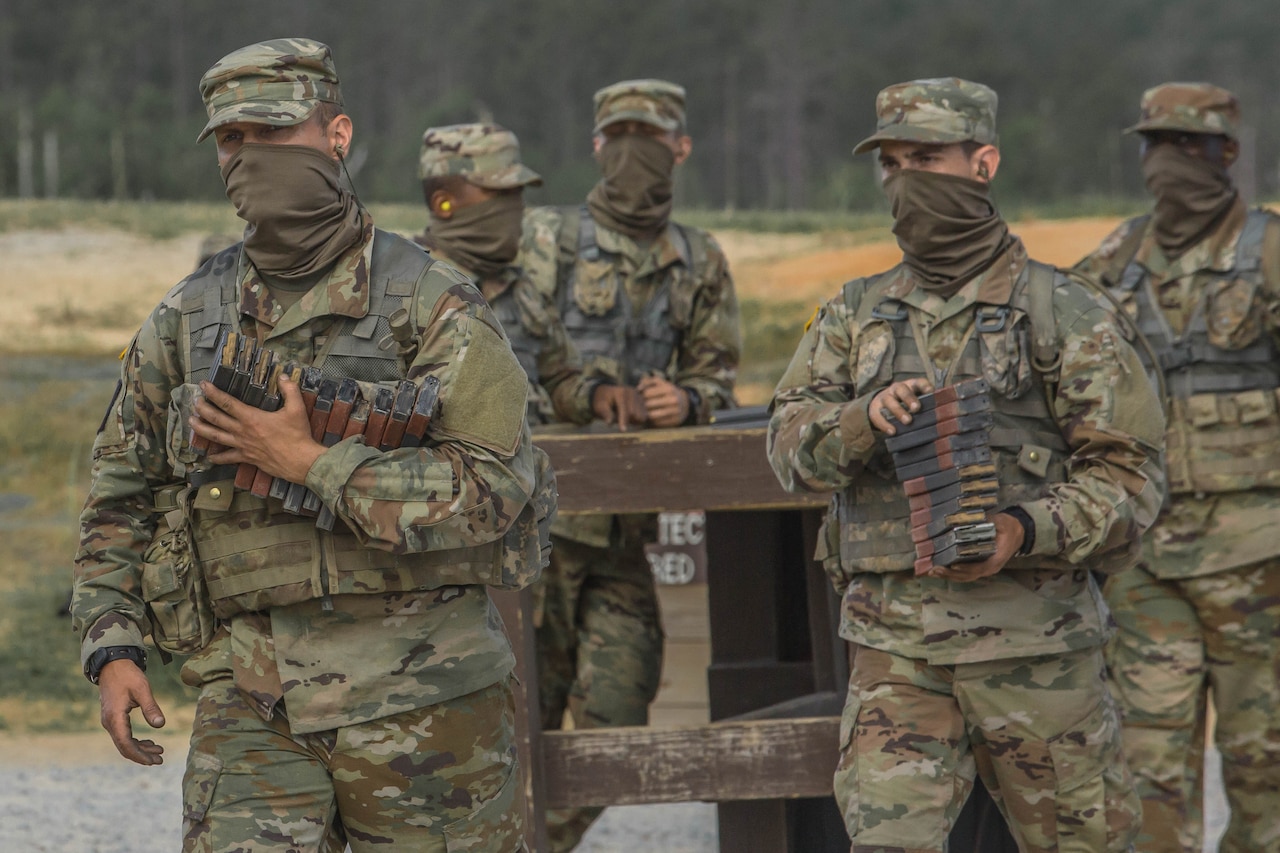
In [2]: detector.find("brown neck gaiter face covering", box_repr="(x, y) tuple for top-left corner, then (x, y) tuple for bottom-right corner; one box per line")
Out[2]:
(884, 169), (1014, 296)
(221, 143), (367, 282)
(1142, 143), (1238, 258)
(420, 193), (524, 280)
(586, 133), (676, 238)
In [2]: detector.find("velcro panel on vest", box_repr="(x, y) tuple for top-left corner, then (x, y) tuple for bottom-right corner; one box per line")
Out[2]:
(435, 315), (528, 456)
(182, 271), (239, 385)
(325, 535), (503, 594)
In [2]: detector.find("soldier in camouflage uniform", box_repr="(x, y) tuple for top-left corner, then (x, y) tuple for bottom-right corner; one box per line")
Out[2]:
(1076, 83), (1280, 853)
(768, 78), (1166, 852)
(72, 40), (539, 852)
(519, 79), (740, 851)
(415, 123), (640, 429)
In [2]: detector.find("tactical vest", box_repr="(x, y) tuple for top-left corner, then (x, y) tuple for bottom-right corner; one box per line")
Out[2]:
(832, 262), (1075, 574)
(1112, 210), (1280, 494)
(173, 231), (543, 618)
(555, 205), (703, 384)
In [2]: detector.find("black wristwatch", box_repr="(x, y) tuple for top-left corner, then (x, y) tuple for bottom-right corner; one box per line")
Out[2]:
(85, 645), (147, 685)
(1000, 506), (1036, 556)
(681, 387), (702, 426)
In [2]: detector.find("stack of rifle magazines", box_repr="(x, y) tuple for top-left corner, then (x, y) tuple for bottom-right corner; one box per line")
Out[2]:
(885, 378), (999, 576)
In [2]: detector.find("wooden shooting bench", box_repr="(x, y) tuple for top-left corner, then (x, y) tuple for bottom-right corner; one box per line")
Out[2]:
(494, 424), (1016, 852)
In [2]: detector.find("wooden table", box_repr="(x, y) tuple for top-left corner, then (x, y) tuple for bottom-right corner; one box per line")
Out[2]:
(496, 424), (1015, 852)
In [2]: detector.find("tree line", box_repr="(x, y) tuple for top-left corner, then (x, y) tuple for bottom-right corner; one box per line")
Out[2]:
(0, 0), (1276, 210)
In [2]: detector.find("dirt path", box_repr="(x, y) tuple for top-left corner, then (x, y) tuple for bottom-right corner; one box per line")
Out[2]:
(0, 218), (1124, 356)
(731, 216), (1123, 306)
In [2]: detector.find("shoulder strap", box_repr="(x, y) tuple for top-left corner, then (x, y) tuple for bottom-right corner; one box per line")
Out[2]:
(372, 229), (452, 371)
(1234, 208), (1270, 273)
(1023, 261), (1062, 384)
(575, 204), (599, 261)
(850, 269), (905, 325)
(1107, 214), (1152, 290)
(669, 221), (693, 268)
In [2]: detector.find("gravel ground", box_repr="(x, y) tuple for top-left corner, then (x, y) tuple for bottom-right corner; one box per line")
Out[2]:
(0, 733), (717, 853)
(0, 733), (1226, 852)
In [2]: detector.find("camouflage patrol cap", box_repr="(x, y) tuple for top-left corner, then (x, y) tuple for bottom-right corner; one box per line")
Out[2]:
(592, 79), (686, 134)
(196, 38), (342, 143)
(853, 78), (998, 155)
(1124, 82), (1240, 140)
(418, 123), (542, 189)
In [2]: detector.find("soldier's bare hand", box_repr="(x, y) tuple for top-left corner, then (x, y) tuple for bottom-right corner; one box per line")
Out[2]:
(193, 376), (324, 482)
(869, 379), (934, 435)
(638, 375), (690, 428)
(592, 384), (647, 432)
(923, 512), (1024, 582)
(98, 659), (166, 766)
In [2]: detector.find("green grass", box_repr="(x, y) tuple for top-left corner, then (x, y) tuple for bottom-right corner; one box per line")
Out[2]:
(0, 359), (195, 731)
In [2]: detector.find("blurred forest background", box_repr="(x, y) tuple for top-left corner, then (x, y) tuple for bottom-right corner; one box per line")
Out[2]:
(1, 0), (1278, 212)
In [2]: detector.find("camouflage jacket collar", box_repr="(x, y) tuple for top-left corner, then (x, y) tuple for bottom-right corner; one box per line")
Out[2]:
(427, 247), (524, 302)
(1135, 196), (1247, 282)
(238, 215), (376, 340)
(594, 218), (686, 278)
(895, 237), (1028, 327)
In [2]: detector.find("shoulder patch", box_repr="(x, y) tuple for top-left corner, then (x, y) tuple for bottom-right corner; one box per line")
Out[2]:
(804, 305), (822, 333)
(433, 314), (529, 456)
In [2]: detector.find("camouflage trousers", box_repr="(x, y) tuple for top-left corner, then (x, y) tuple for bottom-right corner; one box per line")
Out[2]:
(1105, 559), (1280, 853)
(181, 677), (524, 852)
(835, 643), (1139, 853)
(535, 528), (664, 852)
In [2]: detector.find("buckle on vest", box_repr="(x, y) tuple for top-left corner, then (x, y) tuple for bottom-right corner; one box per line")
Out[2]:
(1159, 344), (1195, 372)
(870, 301), (908, 321)
(975, 305), (1010, 333)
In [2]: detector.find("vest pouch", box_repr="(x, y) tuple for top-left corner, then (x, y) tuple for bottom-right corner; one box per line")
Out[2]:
(837, 476), (918, 574)
(571, 258), (622, 317)
(1206, 277), (1265, 351)
(665, 268), (696, 332)
(815, 500), (852, 593)
(1167, 391), (1280, 494)
(977, 309), (1034, 399)
(165, 383), (204, 477)
(142, 490), (217, 656)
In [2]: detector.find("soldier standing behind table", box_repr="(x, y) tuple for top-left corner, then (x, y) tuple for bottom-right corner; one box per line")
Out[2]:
(767, 77), (1167, 852)
(519, 78), (740, 851)
(72, 39), (545, 852)
(414, 122), (641, 431)
(1075, 83), (1280, 853)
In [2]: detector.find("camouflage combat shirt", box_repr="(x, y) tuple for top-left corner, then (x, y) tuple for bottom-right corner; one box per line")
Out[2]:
(769, 239), (1167, 664)
(75, 221), (536, 733)
(1077, 200), (1280, 579)
(521, 207), (741, 545)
